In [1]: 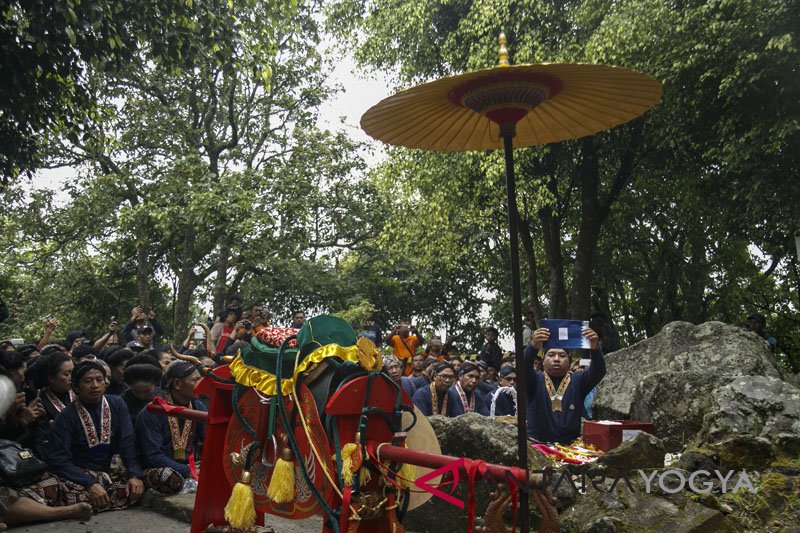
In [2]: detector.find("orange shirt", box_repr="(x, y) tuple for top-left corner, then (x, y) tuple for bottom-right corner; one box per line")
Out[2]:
(389, 334), (419, 375)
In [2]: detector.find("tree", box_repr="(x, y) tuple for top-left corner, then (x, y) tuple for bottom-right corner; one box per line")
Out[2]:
(327, 0), (800, 358)
(0, 0), (287, 183)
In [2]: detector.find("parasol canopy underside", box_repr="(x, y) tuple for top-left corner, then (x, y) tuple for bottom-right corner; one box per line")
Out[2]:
(361, 63), (662, 151)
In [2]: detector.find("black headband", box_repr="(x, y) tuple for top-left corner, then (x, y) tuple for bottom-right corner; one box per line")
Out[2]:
(433, 362), (454, 375)
(71, 360), (107, 387)
(162, 361), (197, 390)
(459, 361), (479, 375)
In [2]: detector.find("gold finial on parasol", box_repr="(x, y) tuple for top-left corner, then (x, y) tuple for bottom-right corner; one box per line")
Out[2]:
(497, 33), (509, 67)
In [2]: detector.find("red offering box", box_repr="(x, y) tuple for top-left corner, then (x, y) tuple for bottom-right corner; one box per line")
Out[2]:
(583, 420), (655, 452)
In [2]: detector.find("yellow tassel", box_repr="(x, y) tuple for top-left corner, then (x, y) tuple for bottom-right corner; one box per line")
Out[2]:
(397, 461), (416, 488)
(359, 465), (372, 486)
(224, 471), (257, 529)
(267, 447), (296, 503)
(340, 442), (362, 486)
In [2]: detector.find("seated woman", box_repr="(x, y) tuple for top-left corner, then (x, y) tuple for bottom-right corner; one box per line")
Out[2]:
(0, 351), (46, 454)
(0, 361), (91, 530)
(36, 361), (144, 511)
(136, 361), (205, 494)
(35, 351), (75, 421)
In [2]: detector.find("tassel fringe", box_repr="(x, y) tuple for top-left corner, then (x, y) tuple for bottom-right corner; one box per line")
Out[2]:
(340, 442), (363, 486)
(397, 462), (417, 488)
(224, 472), (257, 529)
(267, 447), (296, 503)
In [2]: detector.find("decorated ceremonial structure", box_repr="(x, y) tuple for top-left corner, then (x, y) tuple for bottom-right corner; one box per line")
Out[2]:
(149, 316), (554, 532)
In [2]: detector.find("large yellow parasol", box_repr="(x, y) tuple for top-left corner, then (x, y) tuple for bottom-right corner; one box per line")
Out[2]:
(361, 34), (661, 533)
(362, 35), (661, 151)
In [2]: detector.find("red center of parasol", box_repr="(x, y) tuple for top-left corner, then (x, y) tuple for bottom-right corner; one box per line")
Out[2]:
(448, 71), (564, 126)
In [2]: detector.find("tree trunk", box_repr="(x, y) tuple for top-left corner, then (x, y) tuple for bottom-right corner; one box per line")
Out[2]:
(683, 229), (708, 323)
(213, 242), (230, 314)
(570, 137), (601, 320)
(517, 214), (544, 324)
(136, 238), (150, 307)
(538, 176), (568, 318)
(173, 228), (198, 344)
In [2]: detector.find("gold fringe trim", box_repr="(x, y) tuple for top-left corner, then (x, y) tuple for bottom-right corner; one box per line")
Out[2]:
(230, 343), (363, 396)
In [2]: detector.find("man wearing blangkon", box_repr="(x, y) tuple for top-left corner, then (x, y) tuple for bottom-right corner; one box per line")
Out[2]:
(524, 326), (605, 443)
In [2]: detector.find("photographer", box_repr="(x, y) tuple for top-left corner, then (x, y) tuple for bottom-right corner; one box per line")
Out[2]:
(219, 319), (253, 355)
(121, 305), (165, 346)
(250, 303), (271, 333)
(213, 294), (243, 323)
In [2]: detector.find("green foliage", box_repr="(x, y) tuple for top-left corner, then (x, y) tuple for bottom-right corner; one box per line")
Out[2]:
(327, 0), (800, 359)
(0, 0), (293, 182)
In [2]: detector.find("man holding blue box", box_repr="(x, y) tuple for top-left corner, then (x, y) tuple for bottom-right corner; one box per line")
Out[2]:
(524, 320), (605, 444)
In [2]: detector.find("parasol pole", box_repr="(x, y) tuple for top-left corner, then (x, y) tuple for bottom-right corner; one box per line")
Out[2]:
(500, 120), (530, 533)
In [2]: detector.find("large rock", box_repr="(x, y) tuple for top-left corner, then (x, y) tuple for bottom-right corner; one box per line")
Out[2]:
(427, 413), (526, 467)
(693, 375), (800, 460)
(629, 371), (717, 450)
(593, 432), (666, 475)
(560, 474), (735, 533)
(594, 321), (783, 450)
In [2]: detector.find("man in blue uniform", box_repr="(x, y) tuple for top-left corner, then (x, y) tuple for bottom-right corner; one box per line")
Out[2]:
(448, 361), (489, 416)
(45, 361), (144, 510)
(136, 361), (205, 493)
(412, 362), (456, 416)
(524, 326), (604, 443)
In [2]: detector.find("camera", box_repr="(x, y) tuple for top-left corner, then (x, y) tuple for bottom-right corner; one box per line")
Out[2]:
(241, 320), (252, 331)
(192, 326), (206, 340)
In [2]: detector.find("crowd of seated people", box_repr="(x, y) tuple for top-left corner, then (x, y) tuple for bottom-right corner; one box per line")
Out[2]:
(0, 301), (255, 528)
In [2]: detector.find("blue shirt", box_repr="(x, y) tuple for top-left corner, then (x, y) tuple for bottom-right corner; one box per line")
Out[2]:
(412, 384), (454, 416)
(448, 386), (490, 416)
(47, 395), (142, 487)
(400, 376), (418, 400)
(523, 345), (606, 443)
(135, 399), (206, 478)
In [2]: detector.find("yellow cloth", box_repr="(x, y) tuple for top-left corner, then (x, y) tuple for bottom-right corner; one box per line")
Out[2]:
(230, 343), (362, 396)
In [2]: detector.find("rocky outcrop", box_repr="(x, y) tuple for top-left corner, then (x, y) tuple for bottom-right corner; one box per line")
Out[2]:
(692, 375), (800, 463)
(592, 432), (666, 475)
(559, 474), (734, 533)
(593, 321), (785, 450)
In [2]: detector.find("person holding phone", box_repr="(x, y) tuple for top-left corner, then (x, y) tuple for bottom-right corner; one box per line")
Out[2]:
(384, 320), (424, 376)
(121, 305), (165, 346)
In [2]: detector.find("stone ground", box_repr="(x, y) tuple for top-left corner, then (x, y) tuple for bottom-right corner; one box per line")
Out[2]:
(8, 492), (326, 533)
